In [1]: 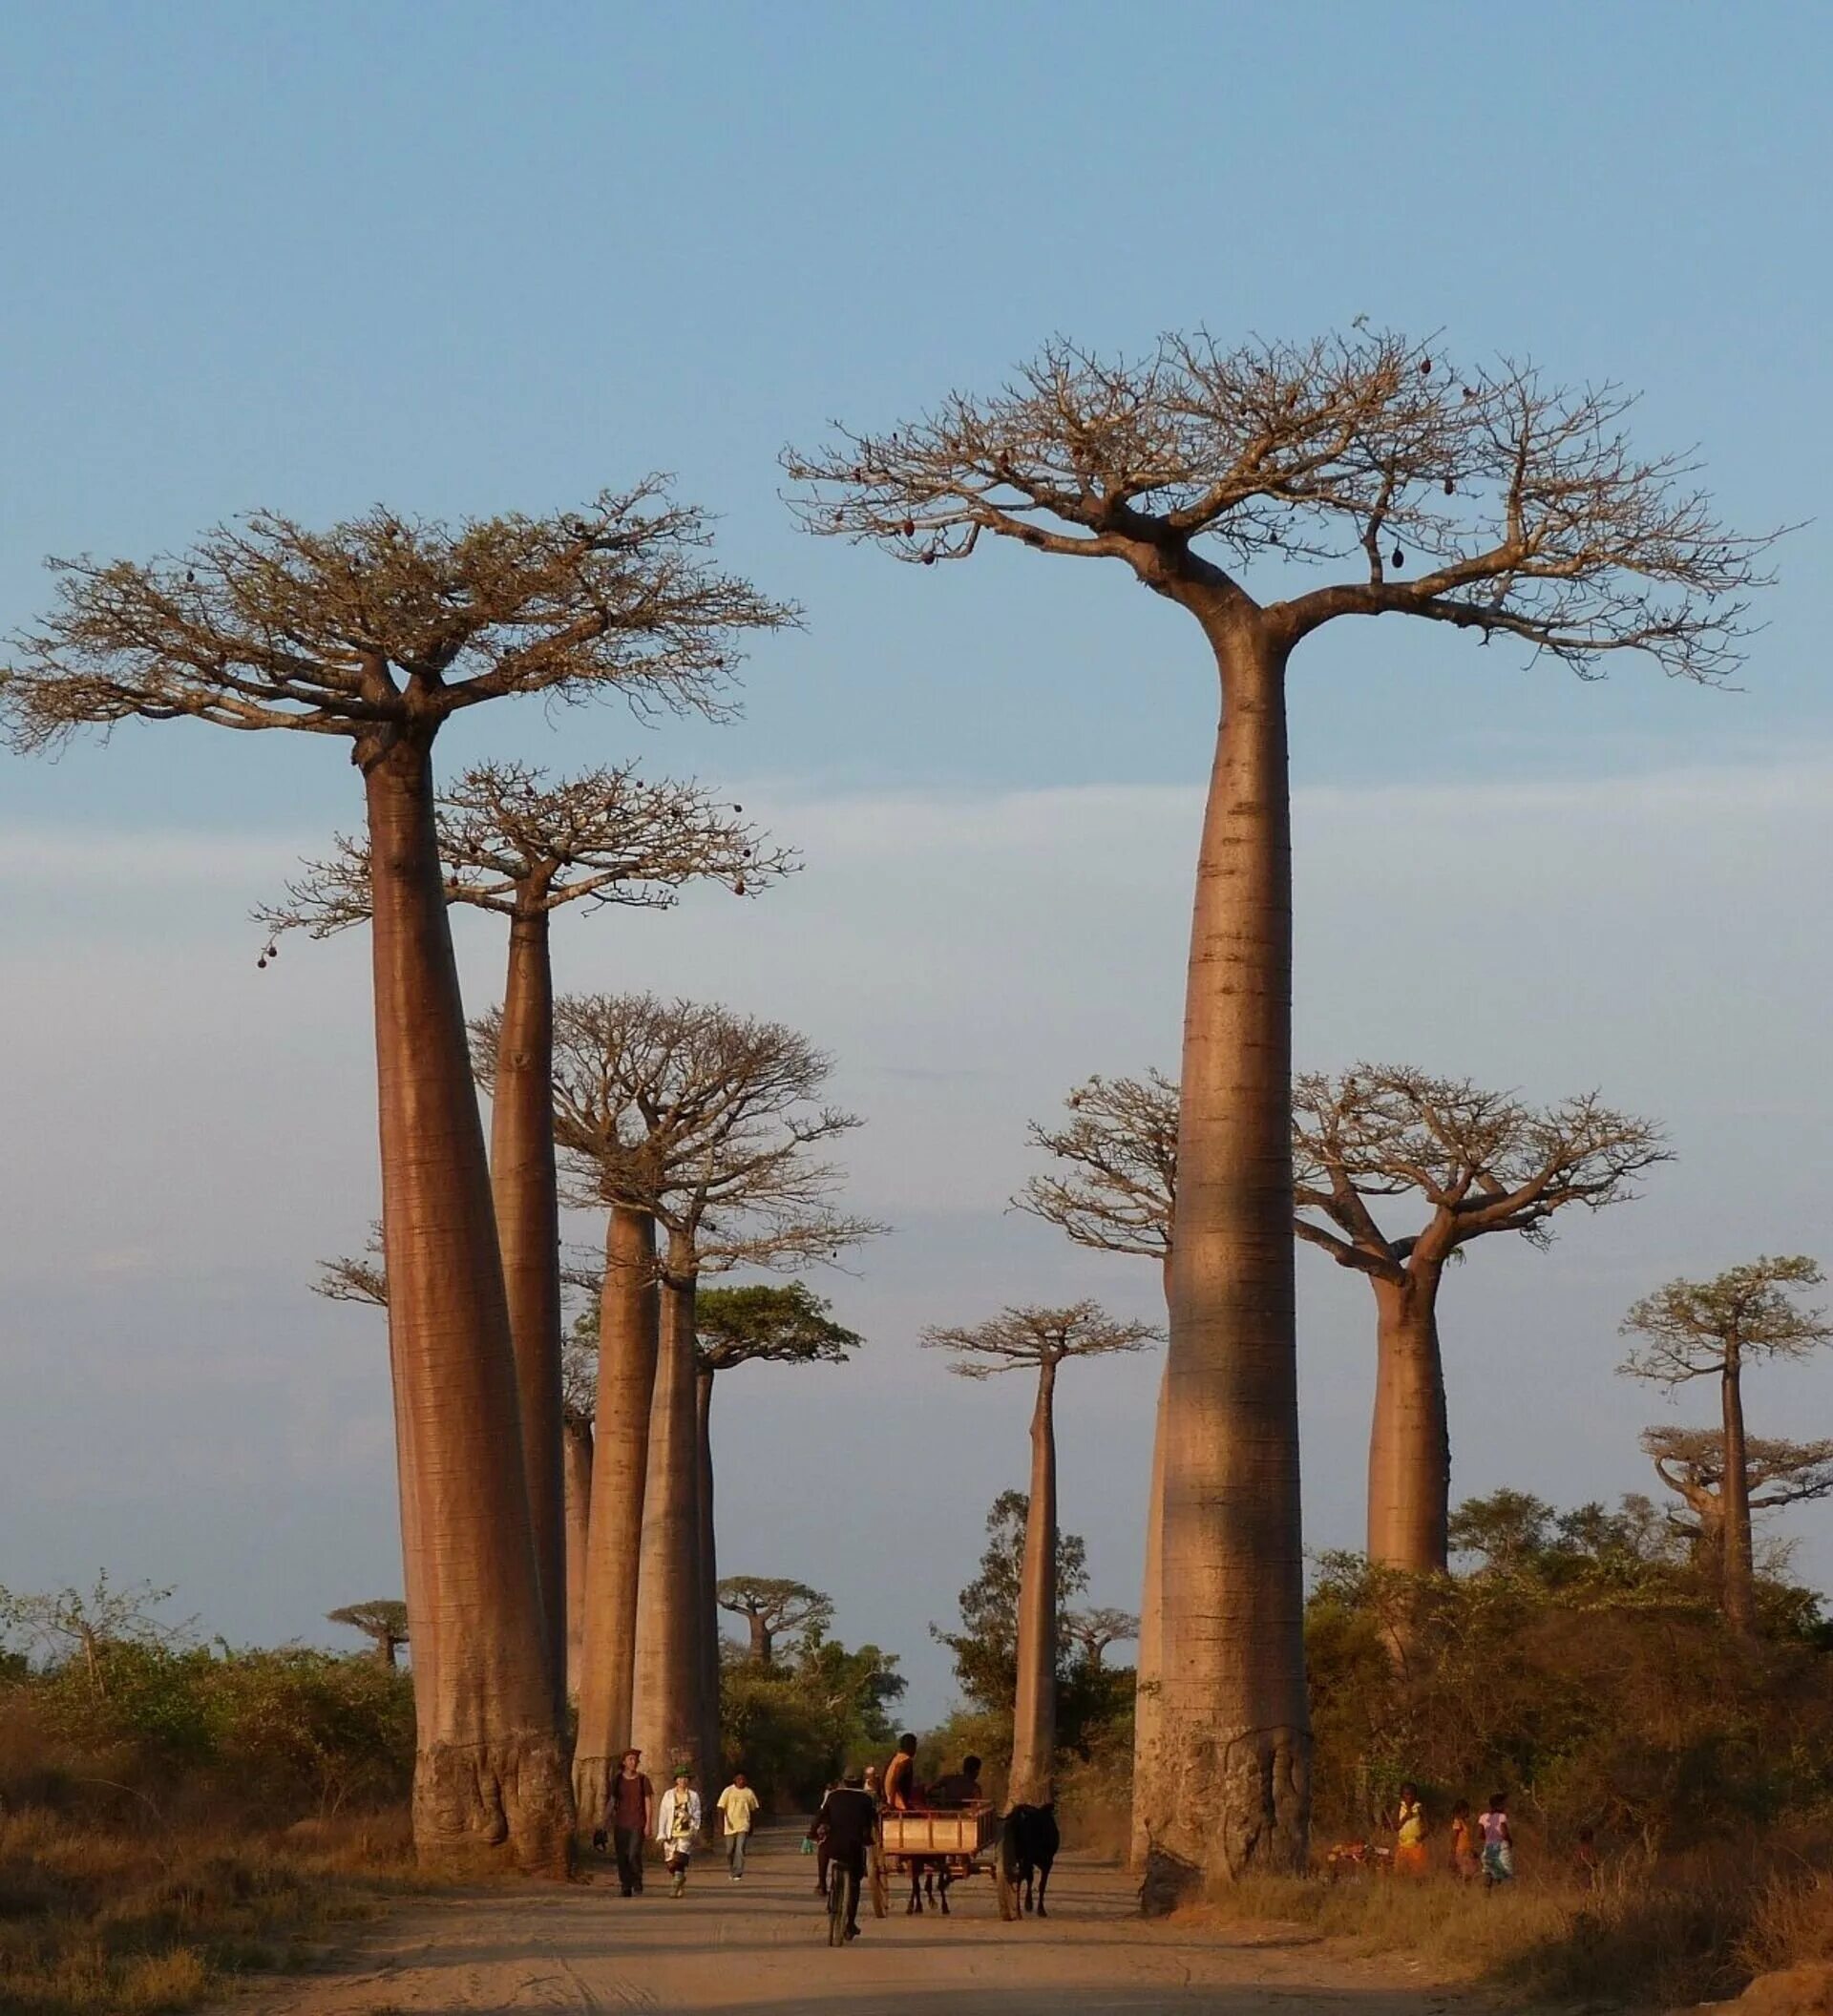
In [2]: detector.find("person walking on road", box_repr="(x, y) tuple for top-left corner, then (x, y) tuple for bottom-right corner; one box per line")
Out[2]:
(814, 1771), (879, 1942)
(602, 1749), (652, 1897)
(656, 1768), (703, 1897)
(717, 1771), (761, 1880)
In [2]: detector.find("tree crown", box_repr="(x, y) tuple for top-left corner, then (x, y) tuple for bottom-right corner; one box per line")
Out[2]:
(3, 486), (796, 759)
(517, 991), (883, 1269)
(786, 328), (1774, 680)
(1619, 1256), (1831, 1383)
(1017, 1071), (1176, 1259)
(1641, 1425), (1833, 1517)
(1294, 1065), (1666, 1281)
(695, 1282), (861, 1373)
(920, 1299), (1160, 1376)
(327, 1600), (410, 1647)
(715, 1577), (832, 1636)
(258, 760), (791, 942)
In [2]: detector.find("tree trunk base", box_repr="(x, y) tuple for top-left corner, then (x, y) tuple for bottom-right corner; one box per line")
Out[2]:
(571, 1751), (617, 1838)
(1136, 1722), (1309, 1913)
(413, 1733), (575, 1878)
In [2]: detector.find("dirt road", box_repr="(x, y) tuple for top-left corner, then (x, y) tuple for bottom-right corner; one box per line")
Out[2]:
(229, 1829), (1458, 2016)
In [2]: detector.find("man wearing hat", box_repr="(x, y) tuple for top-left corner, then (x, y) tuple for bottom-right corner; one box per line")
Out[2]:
(654, 1766), (704, 1897)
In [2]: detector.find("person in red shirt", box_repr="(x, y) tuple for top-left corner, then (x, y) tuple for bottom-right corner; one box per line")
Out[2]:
(608, 1750), (653, 1896)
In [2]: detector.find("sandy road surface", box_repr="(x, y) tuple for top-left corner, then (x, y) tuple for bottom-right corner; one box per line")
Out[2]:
(226, 1828), (1461, 2016)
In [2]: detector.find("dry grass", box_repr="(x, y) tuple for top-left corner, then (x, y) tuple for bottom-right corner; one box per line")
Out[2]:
(1189, 1863), (1808, 2006)
(0, 1805), (419, 2015)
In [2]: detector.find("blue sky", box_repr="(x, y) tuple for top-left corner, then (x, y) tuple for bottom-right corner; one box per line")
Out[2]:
(1, 5), (1829, 1715)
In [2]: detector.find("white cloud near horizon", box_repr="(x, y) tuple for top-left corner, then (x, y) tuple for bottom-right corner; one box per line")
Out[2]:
(1, 751), (1829, 1715)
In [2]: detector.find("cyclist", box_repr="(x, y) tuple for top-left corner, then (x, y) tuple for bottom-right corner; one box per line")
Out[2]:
(813, 1770), (878, 1942)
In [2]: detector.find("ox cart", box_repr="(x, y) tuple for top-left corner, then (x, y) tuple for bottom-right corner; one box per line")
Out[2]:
(874, 1804), (1011, 1919)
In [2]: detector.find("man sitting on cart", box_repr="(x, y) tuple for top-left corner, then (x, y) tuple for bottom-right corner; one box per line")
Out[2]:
(882, 1733), (918, 1812)
(814, 1770), (879, 1942)
(925, 1754), (985, 1808)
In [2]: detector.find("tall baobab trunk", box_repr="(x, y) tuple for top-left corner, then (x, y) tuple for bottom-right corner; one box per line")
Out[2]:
(573, 1206), (660, 1831)
(1140, 620), (1309, 1906)
(491, 902), (567, 1717)
(1366, 1272), (1450, 1574)
(632, 1243), (706, 1796)
(1720, 1341), (1756, 1634)
(364, 735), (570, 1875)
(562, 1417), (593, 1702)
(695, 1361), (723, 1789)
(1131, 1362), (1169, 1870)
(1009, 1354), (1060, 1807)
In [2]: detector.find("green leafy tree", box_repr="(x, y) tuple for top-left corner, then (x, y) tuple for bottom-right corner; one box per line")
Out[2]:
(933, 1490), (1089, 1712)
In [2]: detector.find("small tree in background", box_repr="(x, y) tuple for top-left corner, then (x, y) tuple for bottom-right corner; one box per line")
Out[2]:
(933, 1490), (1090, 1715)
(922, 1303), (1158, 1805)
(263, 764), (791, 1709)
(2, 487), (792, 1872)
(715, 1577), (833, 1666)
(1620, 1258), (1832, 1637)
(327, 1600), (411, 1669)
(1295, 1066), (1666, 1574)
(1643, 1426), (1833, 1585)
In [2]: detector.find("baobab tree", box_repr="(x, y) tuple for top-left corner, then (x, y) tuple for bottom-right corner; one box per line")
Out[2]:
(1620, 1259), (1832, 1636)
(1641, 1426), (1833, 1590)
(694, 1283), (860, 1756)
(550, 993), (878, 1822)
(265, 764), (790, 1709)
(791, 330), (1769, 1890)
(1064, 1606), (1140, 1673)
(1, 488), (791, 1871)
(560, 1320), (598, 1701)
(715, 1576), (833, 1665)
(327, 1600), (410, 1669)
(922, 1303), (1157, 1806)
(1294, 1067), (1666, 1573)
(1018, 1070), (1174, 1863)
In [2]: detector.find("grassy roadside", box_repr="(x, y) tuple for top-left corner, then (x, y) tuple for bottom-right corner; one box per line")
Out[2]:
(0, 1808), (424, 2015)
(1186, 1864), (1833, 2008)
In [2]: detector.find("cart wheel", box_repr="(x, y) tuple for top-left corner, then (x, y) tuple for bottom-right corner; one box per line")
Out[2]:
(871, 1853), (889, 1919)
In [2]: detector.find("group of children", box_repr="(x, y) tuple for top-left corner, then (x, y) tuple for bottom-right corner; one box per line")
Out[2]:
(1394, 1782), (1517, 1885)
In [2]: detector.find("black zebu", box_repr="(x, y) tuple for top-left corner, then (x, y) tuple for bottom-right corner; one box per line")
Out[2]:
(998, 1802), (1060, 1919)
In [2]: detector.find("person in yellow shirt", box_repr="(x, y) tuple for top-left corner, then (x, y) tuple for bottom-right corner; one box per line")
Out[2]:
(716, 1771), (762, 1880)
(1394, 1782), (1429, 1877)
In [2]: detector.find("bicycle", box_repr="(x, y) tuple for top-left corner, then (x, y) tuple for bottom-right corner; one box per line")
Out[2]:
(826, 1849), (852, 1946)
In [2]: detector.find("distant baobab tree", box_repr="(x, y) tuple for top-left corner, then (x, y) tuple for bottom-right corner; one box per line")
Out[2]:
(923, 1302), (1157, 1806)
(715, 1576), (833, 1666)
(1064, 1606), (1140, 1672)
(547, 993), (880, 1826)
(791, 328), (1772, 1892)
(327, 1600), (410, 1669)
(1642, 1426), (1833, 1591)
(1621, 1258), (1832, 1637)
(1018, 1070), (1173, 1865)
(1294, 1067), (1666, 1575)
(264, 762), (790, 1712)
(2, 487), (793, 1872)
